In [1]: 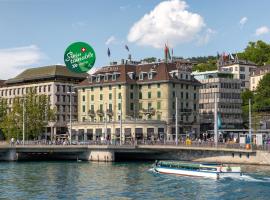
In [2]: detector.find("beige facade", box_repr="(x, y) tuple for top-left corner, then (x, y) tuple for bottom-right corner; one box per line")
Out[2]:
(250, 65), (270, 91)
(72, 61), (200, 142)
(0, 65), (87, 138)
(219, 61), (257, 90)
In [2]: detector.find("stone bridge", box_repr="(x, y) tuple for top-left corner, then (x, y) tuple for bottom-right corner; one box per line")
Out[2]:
(0, 144), (269, 165)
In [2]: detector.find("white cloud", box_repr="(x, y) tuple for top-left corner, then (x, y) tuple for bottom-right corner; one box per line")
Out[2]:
(0, 45), (45, 79)
(105, 36), (117, 45)
(127, 0), (206, 48)
(239, 17), (248, 26)
(120, 5), (129, 11)
(197, 28), (216, 46)
(72, 21), (87, 28)
(255, 26), (270, 36)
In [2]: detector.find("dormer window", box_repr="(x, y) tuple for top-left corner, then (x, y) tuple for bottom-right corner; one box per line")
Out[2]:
(139, 73), (144, 80)
(104, 74), (108, 81)
(96, 75), (100, 82)
(127, 72), (135, 79)
(148, 72), (153, 80)
(112, 74), (117, 81)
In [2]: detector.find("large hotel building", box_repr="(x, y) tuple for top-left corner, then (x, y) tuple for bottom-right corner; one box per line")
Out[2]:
(0, 65), (87, 138)
(72, 61), (201, 142)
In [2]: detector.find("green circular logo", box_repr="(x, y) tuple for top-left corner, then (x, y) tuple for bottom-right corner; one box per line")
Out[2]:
(64, 42), (96, 73)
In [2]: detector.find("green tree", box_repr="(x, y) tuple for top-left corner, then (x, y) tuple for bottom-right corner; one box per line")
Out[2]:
(0, 91), (55, 140)
(192, 59), (217, 72)
(238, 40), (270, 65)
(253, 73), (270, 111)
(142, 57), (157, 63)
(241, 89), (255, 128)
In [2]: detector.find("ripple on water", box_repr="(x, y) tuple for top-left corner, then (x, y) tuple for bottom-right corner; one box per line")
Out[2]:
(0, 162), (270, 200)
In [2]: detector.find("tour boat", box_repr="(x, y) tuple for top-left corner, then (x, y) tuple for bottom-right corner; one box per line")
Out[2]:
(154, 161), (242, 179)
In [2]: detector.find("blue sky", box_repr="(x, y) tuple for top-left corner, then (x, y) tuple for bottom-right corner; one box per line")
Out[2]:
(0, 0), (270, 79)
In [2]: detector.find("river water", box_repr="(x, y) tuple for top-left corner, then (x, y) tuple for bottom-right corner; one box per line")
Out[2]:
(0, 161), (270, 200)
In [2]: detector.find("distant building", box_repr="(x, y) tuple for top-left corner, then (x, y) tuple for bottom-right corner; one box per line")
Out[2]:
(0, 65), (87, 138)
(192, 70), (242, 132)
(218, 57), (257, 90)
(250, 65), (270, 91)
(0, 80), (5, 88)
(72, 61), (200, 142)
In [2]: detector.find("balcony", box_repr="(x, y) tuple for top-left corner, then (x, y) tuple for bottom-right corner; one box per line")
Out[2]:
(96, 109), (104, 116)
(140, 108), (155, 116)
(88, 109), (95, 117)
(106, 109), (113, 116)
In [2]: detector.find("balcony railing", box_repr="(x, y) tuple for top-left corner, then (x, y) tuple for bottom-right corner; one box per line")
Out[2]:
(88, 109), (95, 117)
(96, 109), (104, 116)
(106, 109), (113, 116)
(140, 108), (155, 116)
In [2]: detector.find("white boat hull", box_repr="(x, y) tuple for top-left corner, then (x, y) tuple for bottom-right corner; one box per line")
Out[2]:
(154, 167), (242, 179)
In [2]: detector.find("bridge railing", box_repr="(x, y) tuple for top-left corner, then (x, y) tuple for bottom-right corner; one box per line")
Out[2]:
(2, 139), (270, 152)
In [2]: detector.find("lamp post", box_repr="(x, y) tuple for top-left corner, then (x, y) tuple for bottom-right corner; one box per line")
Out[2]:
(67, 91), (75, 144)
(22, 97), (25, 145)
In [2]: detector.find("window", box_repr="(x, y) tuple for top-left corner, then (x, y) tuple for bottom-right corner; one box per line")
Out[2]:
(148, 72), (153, 79)
(181, 92), (183, 99)
(172, 91), (175, 98)
(235, 66), (238, 71)
(109, 104), (112, 111)
(109, 93), (112, 100)
(91, 95), (94, 101)
(100, 94), (103, 100)
(96, 75), (100, 82)
(91, 87), (94, 91)
(157, 102), (161, 109)
(186, 85), (188, 90)
(104, 74), (108, 81)
(118, 85), (121, 89)
(194, 104), (196, 110)
(109, 85), (112, 90)
(82, 95), (85, 102)
(118, 103), (121, 110)
(112, 74), (116, 81)
(130, 93), (134, 99)
(130, 85), (134, 90)
(240, 74), (245, 80)
(148, 92), (151, 99)
(63, 86), (66, 93)
(157, 83), (160, 88)
(240, 66), (245, 72)
(194, 93), (197, 99)
(118, 93), (121, 99)
(139, 73), (144, 80)
(82, 105), (86, 112)
(139, 103), (142, 109)
(139, 92), (142, 99)
(172, 102), (175, 109)
(91, 105), (94, 110)
(100, 86), (103, 91)
(186, 92), (189, 99)
(148, 102), (152, 109)
(157, 114), (161, 120)
(98, 104), (102, 111)
(148, 84), (151, 89)
(157, 91), (161, 98)
(173, 83), (175, 88)
(130, 103), (134, 110)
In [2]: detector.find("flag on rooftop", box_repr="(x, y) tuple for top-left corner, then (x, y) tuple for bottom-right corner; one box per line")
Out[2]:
(164, 44), (171, 62)
(125, 44), (129, 52)
(107, 48), (111, 57)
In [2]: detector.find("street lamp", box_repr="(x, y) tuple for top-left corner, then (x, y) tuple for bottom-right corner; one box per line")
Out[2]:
(67, 91), (76, 144)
